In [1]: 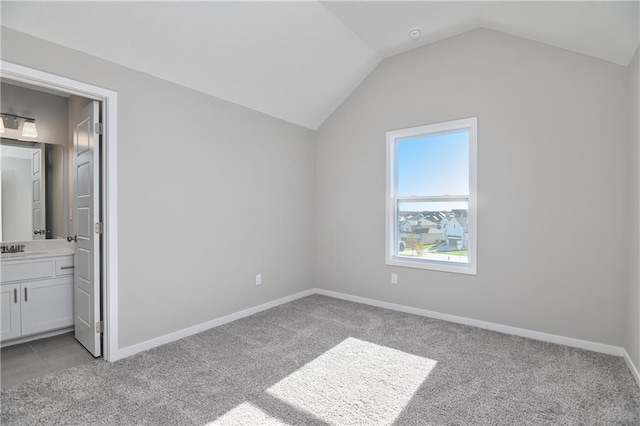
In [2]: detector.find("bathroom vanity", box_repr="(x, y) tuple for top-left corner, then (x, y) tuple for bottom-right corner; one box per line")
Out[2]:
(1, 249), (74, 342)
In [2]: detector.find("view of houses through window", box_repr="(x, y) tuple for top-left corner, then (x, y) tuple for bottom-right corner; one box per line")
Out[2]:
(398, 202), (469, 264)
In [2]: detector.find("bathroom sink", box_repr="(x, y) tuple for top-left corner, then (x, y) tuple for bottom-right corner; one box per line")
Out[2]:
(1, 251), (48, 260)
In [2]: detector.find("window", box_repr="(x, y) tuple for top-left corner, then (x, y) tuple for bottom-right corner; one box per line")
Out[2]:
(386, 117), (477, 274)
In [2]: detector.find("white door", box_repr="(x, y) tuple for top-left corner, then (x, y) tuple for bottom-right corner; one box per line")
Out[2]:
(31, 144), (46, 239)
(73, 101), (101, 357)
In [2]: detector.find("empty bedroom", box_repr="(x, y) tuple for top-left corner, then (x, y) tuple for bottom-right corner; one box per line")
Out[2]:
(1, 1), (639, 425)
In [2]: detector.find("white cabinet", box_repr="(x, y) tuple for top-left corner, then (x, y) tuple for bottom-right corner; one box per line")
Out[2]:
(1, 284), (21, 340)
(1, 255), (74, 342)
(21, 278), (73, 336)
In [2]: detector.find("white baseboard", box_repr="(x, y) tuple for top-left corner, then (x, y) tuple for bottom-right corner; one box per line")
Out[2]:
(111, 286), (625, 363)
(111, 289), (315, 361)
(314, 288), (623, 356)
(623, 349), (640, 388)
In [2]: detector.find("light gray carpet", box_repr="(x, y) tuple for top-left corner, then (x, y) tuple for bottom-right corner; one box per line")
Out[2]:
(2, 294), (639, 425)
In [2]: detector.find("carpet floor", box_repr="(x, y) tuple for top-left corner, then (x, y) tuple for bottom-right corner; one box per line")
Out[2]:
(2, 294), (639, 425)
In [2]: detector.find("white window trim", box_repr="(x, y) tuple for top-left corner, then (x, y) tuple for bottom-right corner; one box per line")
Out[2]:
(386, 117), (477, 275)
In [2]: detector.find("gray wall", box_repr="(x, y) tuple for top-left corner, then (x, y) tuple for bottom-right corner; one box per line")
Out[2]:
(1, 27), (316, 348)
(627, 47), (640, 366)
(1, 25), (634, 353)
(0, 82), (68, 146)
(316, 29), (629, 347)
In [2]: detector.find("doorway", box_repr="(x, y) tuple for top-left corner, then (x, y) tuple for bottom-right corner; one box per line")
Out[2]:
(1, 61), (119, 361)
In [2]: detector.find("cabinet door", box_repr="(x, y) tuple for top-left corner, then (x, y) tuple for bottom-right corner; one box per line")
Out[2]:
(21, 278), (73, 336)
(1, 284), (22, 341)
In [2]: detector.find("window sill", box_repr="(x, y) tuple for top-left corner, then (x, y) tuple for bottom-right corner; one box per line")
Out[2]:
(386, 257), (476, 275)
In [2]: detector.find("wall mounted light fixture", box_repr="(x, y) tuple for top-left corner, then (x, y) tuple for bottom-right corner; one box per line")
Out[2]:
(0, 113), (38, 138)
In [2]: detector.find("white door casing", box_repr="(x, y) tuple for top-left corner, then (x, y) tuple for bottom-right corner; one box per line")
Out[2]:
(2, 60), (118, 361)
(31, 144), (46, 239)
(73, 101), (101, 357)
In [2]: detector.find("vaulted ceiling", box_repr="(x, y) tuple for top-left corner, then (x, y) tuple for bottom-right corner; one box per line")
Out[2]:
(1, 1), (638, 130)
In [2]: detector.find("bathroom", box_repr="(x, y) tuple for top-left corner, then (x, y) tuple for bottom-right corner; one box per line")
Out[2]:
(1, 79), (102, 387)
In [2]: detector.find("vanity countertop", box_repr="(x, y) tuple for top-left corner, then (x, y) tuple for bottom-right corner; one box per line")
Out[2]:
(0, 248), (74, 261)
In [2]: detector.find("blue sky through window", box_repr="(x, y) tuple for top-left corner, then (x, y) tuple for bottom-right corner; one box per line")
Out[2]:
(397, 130), (469, 197)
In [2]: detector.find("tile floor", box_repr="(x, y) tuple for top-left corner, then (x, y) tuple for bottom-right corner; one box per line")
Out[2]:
(1, 332), (98, 389)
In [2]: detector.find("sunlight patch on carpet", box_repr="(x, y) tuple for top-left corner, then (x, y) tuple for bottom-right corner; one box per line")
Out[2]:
(266, 337), (437, 425)
(208, 402), (287, 425)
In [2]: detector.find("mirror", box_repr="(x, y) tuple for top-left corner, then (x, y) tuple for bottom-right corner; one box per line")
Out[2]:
(1, 138), (66, 241)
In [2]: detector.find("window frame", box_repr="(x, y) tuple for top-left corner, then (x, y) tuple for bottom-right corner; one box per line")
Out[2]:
(385, 117), (477, 275)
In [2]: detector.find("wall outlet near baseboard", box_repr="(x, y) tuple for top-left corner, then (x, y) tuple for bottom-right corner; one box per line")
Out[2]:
(256, 274), (262, 285)
(391, 273), (397, 284)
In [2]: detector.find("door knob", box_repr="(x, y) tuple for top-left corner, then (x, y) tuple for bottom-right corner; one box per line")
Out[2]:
(67, 235), (77, 242)
(33, 229), (45, 235)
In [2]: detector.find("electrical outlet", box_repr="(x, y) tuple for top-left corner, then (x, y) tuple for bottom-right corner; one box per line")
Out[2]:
(391, 273), (397, 284)
(255, 274), (262, 285)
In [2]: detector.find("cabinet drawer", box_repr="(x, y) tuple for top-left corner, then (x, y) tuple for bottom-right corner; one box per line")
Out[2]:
(55, 259), (74, 276)
(1, 261), (54, 283)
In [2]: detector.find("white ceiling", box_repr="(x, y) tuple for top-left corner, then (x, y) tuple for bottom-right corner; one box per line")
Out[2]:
(1, 1), (638, 130)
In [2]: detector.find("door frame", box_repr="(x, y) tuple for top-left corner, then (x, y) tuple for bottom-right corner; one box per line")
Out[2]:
(1, 60), (119, 361)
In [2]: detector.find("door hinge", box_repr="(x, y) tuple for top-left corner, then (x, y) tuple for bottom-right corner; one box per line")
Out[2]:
(95, 222), (103, 235)
(96, 321), (104, 333)
(95, 122), (103, 135)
